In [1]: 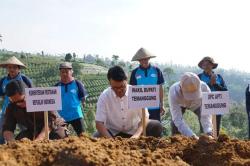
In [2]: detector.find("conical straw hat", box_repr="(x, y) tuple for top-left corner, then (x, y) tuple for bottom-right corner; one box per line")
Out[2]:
(0, 56), (26, 68)
(131, 48), (156, 61)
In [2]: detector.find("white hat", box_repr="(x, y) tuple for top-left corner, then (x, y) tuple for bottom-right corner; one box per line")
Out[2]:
(180, 72), (201, 100)
(0, 56), (26, 68)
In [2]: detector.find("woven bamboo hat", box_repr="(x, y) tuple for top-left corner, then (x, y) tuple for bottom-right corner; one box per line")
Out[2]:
(131, 48), (156, 61)
(0, 56), (26, 68)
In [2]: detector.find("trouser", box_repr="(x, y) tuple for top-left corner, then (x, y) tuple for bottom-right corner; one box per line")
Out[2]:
(0, 113), (4, 144)
(171, 107), (203, 135)
(148, 109), (161, 122)
(15, 129), (66, 140)
(247, 110), (250, 139)
(216, 114), (222, 136)
(93, 120), (163, 138)
(67, 118), (85, 136)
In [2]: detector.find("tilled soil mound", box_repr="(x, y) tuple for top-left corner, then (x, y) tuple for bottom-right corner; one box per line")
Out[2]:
(0, 134), (249, 166)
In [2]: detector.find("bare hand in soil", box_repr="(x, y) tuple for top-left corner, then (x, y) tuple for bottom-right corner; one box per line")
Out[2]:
(192, 135), (199, 140)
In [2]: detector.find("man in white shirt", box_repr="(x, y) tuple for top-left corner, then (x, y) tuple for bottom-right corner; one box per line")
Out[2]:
(94, 66), (163, 138)
(169, 72), (213, 139)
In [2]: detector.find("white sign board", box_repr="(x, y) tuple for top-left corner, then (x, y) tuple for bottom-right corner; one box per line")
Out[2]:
(128, 85), (160, 110)
(25, 87), (62, 112)
(201, 91), (230, 115)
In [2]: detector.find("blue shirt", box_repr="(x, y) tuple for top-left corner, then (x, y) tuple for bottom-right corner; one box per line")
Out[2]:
(129, 64), (165, 110)
(0, 73), (32, 114)
(56, 80), (87, 122)
(198, 72), (227, 91)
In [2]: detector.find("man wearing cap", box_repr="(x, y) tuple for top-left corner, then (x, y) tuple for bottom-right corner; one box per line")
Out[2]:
(0, 56), (33, 144)
(169, 72), (213, 139)
(55, 62), (87, 136)
(198, 56), (227, 136)
(2, 80), (67, 143)
(94, 66), (163, 138)
(129, 48), (165, 122)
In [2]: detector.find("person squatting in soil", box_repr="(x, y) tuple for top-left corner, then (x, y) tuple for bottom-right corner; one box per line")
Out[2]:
(94, 66), (163, 138)
(169, 72), (213, 139)
(0, 56), (33, 144)
(2, 80), (67, 143)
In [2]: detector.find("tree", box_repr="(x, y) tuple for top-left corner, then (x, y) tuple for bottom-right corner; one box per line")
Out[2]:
(65, 53), (72, 62)
(104, 57), (112, 66)
(222, 103), (248, 139)
(0, 34), (2, 42)
(96, 57), (106, 67)
(72, 62), (82, 76)
(118, 61), (126, 68)
(73, 52), (76, 61)
(111, 55), (119, 66)
(95, 54), (99, 60)
(84, 54), (95, 64)
(163, 67), (175, 87)
(20, 54), (26, 59)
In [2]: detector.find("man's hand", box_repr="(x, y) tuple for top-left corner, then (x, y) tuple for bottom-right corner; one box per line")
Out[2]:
(3, 131), (15, 142)
(160, 106), (166, 116)
(96, 121), (113, 138)
(210, 73), (217, 85)
(191, 135), (199, 140)
(81, 100), (85, 107)
(35, 135), (44, 141)
(35, 127), (49, 141)
(207, 135), (214, 140)
(206, 133), (215, 140)
(131, 134), (140, 139)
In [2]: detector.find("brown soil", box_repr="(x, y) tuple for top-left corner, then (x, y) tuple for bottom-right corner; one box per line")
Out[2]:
(0, 134), (250, 166)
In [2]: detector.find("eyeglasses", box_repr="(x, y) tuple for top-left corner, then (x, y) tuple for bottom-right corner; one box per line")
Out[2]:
(111, 82), (127, 91)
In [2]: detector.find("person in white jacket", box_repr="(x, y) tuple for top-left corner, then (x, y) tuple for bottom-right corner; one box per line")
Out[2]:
(168, 72), (213, 139)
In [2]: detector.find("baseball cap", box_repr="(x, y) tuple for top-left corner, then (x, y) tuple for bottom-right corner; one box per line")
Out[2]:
(59, 62), (72, 69)
(180, 72), (201, 100)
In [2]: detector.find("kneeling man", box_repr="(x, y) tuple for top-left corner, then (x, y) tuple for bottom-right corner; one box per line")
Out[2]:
(94, 66), (163, 138)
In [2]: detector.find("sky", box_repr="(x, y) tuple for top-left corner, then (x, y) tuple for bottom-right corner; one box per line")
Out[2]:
(0, 0), (250, 72)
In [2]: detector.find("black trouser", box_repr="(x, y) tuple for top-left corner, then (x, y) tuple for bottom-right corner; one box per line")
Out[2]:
(247, 110), (250, 139)
(148, 109), (161, 122)
(15, 129), (63, 140)
(216, 114), (222, 136)
(171, 107), (203, 135)
(93, 120), (163, 138)
(67, 118), (85, 136)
